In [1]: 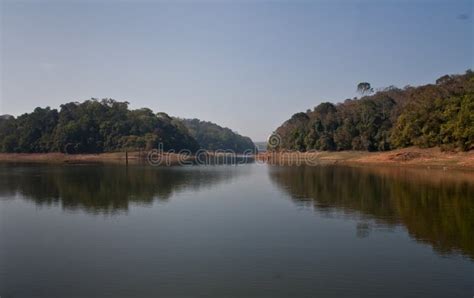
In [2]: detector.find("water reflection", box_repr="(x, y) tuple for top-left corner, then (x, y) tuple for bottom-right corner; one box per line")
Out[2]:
(268, 165), (474, 259)
(0, 164), (243, 214)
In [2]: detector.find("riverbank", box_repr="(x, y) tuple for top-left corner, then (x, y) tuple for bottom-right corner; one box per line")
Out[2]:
(0, 151), (244, 166)
(0, 147), (473, 171)
(257, 147), (474, 171)
(0, 151), (185, 165)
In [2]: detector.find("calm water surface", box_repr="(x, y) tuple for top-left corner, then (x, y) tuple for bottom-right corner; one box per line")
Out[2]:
(0, 163), (473, 297)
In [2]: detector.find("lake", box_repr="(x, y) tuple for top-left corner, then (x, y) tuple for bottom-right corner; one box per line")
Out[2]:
(0, 163), (473, 297)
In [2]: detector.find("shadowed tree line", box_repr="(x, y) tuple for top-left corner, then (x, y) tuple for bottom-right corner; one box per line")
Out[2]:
(0, 164), (243, 214)
(0, 99), (255, 154)
(177, 118), (256, 153)
(272, 70), (474, 151)
(268, 165), (474, 259)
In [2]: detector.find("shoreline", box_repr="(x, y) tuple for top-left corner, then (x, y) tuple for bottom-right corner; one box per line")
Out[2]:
(0, 151), (247, 166)
(0, 147), (473, 171)
(256, 147), (474, 171)
(0, 151), (153, 165)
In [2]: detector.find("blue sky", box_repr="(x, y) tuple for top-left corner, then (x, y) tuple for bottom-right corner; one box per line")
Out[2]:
(1, 0), (472, 141)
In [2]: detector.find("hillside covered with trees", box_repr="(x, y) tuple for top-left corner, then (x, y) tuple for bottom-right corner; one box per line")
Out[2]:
(0, 99), (254, 154)
(178, 118), (256, 153)
(272, 70), (474, 152)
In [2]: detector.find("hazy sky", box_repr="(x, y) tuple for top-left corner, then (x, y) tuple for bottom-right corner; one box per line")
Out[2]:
(1, 0), (472, 141)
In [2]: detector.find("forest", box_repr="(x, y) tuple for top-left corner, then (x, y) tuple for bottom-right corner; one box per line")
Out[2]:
(0, 99), (254, 154)
(272, 70), (474, 152)
(178, 118), (256, 153)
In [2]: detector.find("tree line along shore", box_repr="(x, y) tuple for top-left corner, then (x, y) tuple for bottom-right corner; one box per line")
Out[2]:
(0, 147), (473, 171)
(0, 99), (256, 154)
(0, 70), (472, 169)
(271, 70), (473, 152)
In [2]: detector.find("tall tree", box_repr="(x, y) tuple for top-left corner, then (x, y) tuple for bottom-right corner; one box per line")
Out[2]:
(357, 82), (374, 96)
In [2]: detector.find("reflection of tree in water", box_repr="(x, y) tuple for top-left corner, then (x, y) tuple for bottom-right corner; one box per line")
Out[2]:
(356, 222), (371, 238)
(268, 165), (474, 259)
(0, 164), (241, 214)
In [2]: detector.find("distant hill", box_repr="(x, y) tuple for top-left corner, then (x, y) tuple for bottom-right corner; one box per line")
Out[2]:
(254, 142), (267, 152)
(0, 114), (13, 120)
(272, 70), (473, 152)
(178, 118), (256, 153)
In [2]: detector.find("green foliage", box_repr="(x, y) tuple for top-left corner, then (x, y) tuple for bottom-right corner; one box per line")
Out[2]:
(0, 108), (58, 153)
(178, 118), (256, 153)
(0, 98), (257, 154)
(0, 99), (200, 153)
(273, 70), (474, 151)
(438, 94), (474, 151)
(391, 71), (474, 150)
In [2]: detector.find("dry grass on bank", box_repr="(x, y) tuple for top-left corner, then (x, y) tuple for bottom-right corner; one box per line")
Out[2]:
(0, 151), (186, 165)
(0, 147), (473, 171)
(257, 147), (474, 171)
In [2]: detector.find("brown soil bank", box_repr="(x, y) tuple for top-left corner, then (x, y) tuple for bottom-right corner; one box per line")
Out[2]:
(257, 147), (474, 171)
(0, 151), (188, 165)
(0, 147), (473, 171)
(0, 151), (239, 165)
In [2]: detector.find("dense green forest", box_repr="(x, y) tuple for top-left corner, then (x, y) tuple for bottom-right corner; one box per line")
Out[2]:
(272, 70), (474, 151)
(178, 118), (256, 153)
(0, 99), (254, 154)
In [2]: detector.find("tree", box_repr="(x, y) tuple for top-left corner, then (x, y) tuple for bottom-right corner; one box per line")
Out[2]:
(272, 70), (474, 152)
(357, 82), (374, 96)
(178, 118), (255, 153)
(0, 99), (203, 154)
